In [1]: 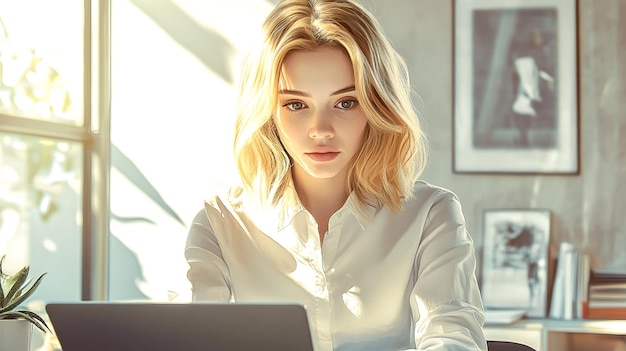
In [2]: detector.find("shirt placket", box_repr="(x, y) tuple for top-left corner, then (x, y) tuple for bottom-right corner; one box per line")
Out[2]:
(317, 208), (345, 351)
(300, 210), (332, 351)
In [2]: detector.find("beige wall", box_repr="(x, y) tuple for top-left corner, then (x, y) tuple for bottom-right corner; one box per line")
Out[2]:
(361, 0), (626, 272)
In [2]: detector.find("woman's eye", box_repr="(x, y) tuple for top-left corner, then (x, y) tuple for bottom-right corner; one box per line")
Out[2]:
(336, 99), (357, 110)
(282, 102), (306, 111)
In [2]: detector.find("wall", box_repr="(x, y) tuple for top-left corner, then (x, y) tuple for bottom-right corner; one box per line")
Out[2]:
(109, 0), (280, 300)
(363, 0), (626, 273)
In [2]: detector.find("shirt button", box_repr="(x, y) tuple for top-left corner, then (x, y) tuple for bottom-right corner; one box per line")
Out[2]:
(329, 268), (336, 274)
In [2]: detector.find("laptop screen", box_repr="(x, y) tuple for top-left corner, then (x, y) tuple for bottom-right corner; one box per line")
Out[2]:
(46, 302), (314, 351)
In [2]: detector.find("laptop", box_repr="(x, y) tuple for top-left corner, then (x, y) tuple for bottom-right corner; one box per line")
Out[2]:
(46, 301), (315, 351)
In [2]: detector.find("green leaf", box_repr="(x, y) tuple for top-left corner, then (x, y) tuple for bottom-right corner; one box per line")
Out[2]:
(16, 310), (50, 333)
(4, 266), (29, 304)
(0, 255), (7, 303)
(0, 255), (6, 276)
(0, 310), (49, 333)
(0, 273), (46, 314)
(1, 259), (24, 292)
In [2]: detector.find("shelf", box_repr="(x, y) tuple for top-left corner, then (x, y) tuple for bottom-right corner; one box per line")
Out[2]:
(485, 318), (626, 351)
(499, 318), (626, 334)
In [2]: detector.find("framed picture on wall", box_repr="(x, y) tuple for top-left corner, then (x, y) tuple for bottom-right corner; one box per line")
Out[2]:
(453, 0), (579, 174)
(481, 208), (552, 318)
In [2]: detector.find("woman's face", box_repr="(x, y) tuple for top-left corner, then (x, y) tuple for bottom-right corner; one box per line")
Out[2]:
(274, 47), (368, 183)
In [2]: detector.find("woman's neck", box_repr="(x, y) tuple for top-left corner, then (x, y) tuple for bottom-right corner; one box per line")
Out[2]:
(292, 168), (350, 239)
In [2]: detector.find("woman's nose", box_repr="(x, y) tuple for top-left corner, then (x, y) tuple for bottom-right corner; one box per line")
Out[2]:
(308, 111), (334, 139)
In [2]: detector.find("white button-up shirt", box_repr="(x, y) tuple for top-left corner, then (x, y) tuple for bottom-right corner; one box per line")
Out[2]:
(185, 180), (487, 351)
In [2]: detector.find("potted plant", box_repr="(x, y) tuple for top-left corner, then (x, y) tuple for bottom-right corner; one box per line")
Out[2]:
(0, 255), (49, 350)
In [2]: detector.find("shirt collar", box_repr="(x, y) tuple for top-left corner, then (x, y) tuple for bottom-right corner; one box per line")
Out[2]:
(274, 184), (306, 231)
(343, 192), (378, 230)
(255, 183), (377, 232)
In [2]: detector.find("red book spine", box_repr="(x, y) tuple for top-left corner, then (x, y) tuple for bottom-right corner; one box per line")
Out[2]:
(581, 300), (589, 319)
(586, 307), (626, 320)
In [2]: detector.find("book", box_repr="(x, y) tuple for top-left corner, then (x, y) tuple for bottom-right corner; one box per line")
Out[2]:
(588, 300), (626, 307)
(586, 301), (626, 319)
(589, 290), (626, 300)
(589, 271), (626, 284)
(562, 249), (578, 319)
(591, 285), (626, 295)
(575, 253), (590, 319)
(549, 242), (577, 319)
(589, 282), (626, 290)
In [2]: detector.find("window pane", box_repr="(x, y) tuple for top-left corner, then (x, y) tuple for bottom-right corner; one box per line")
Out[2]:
(0, 132), (82, 349)
(0, 1), (83, 125)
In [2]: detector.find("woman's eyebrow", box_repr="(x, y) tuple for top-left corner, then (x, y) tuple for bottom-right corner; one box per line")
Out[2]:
(278, 89), (310, 97)
(331, 85), (356, 96)
(278, 85), (356, 97)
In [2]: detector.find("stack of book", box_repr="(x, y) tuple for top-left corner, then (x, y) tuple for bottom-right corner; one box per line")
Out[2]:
(549, 242), (626, 320)
(587, 271), (626, 319)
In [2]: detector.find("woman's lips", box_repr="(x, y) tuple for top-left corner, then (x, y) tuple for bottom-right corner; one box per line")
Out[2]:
(307, 152), (340, 162)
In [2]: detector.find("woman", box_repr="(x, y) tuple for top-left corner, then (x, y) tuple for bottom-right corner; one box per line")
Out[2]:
(185, 0), (486, 350)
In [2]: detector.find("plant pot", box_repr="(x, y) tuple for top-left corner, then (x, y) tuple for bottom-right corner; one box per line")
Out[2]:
(0, 319), (33, 350)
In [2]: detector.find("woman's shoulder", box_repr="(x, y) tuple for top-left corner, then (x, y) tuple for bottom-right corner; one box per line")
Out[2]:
(404, 180), (465, 223)
(203, 183), (248, 211)
(410, 180), (459, 202)
(401, 180), (463, 216)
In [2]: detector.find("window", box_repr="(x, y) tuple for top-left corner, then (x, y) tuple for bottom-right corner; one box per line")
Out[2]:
(0, 1), (107, 349)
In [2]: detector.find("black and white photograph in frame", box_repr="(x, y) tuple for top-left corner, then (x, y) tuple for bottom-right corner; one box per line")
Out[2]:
(454, 0), (578, 174)
(481, 209), (551, 318)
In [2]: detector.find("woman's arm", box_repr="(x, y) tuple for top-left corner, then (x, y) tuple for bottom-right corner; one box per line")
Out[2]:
(184, 207), (233, 302)
(410, 191), (487, 351)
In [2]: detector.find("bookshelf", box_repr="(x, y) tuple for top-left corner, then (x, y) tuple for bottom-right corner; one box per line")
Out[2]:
(485, 242), (626, 351)
(485, 319), (626, 351)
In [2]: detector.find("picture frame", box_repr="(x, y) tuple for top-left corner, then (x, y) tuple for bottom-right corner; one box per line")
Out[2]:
(481, 209), (552, 318)
(453, 0), (579, 174)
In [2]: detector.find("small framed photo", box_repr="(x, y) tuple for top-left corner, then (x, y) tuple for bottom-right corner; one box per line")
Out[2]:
(481, 209), (552, 318)
(453, 0), (578, 174)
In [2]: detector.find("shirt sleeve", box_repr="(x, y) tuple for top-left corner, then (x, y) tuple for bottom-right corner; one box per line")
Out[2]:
(409, 190), (487, 351)
(184, 206), (233, 302)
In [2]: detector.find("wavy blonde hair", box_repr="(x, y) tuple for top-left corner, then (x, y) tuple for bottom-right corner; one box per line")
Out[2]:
(233, 0), (428, 212)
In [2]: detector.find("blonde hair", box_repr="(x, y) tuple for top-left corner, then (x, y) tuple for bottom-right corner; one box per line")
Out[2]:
(233, 0), (428, 211)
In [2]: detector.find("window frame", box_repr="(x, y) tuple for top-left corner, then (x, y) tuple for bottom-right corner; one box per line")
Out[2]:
(0, 0), (112, 301)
